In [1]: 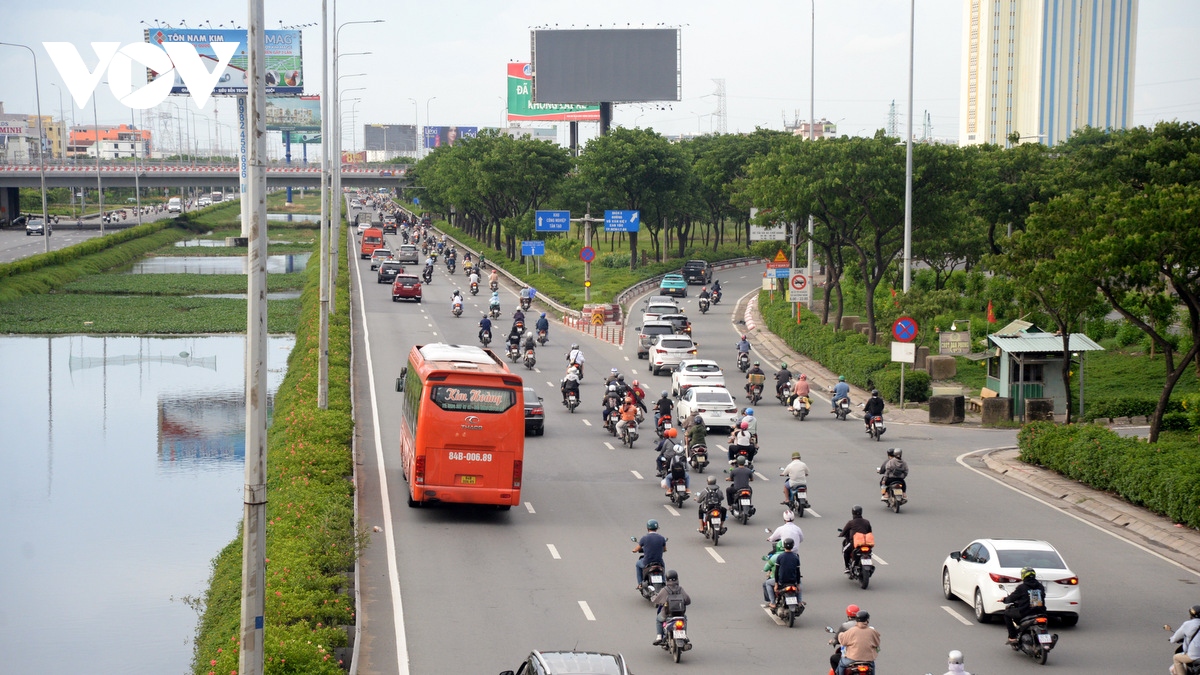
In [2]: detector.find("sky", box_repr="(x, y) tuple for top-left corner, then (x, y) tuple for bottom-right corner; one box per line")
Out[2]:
(1, 0), (1198, 156)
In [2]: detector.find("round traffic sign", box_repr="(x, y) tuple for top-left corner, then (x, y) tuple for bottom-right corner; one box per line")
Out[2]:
(892, 316), (919, 343)
(579, 246), (596, 263)
(790, 274), (808, 291)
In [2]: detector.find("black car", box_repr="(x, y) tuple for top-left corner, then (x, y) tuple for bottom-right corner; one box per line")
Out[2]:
(523, 387), (545, 436)
(659, 313), (692, 335)
(501, 650), (631, 675)
(681, 259), (713, 285)
(377, 261), (404, 284)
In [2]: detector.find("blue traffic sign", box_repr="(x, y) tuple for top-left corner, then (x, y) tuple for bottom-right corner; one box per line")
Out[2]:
(521, 240), (546, 256)
(771, 268), (790, 279)
(604, 210), (641, 233)
(892, 316), (919, 343)
(535, 210), (571, 232)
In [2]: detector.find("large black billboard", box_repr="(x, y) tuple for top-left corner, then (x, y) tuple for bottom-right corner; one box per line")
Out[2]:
(532, 29), (680, 104)
(363, 124), (418, 152)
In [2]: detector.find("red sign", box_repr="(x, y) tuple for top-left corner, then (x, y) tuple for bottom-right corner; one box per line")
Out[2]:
(579, 246), (596, 263)
(892, 316), (918, 343)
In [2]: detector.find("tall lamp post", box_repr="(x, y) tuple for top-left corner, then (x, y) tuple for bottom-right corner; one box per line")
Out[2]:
(901, 0), (915, 293)
(0, 42), (50, 254)
(424, 96), (437, 158)
(92, 81), (104, 235)
(408, 97), (418, 158)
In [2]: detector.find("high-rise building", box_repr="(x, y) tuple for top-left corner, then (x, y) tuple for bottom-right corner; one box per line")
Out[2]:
(959, 0), (1138, 147)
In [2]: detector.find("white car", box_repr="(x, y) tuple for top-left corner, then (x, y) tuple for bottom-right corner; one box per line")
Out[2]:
(941, 538), (1081, 626)
(644, 303), (681, 322)
(648, 334), (697, 375)
(675, 386), (739, 430)
(671, 359), (725, 396)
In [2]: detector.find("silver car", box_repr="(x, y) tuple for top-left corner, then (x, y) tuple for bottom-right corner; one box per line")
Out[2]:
(395, 244), (420, 264)
(637, 320), (676, 359)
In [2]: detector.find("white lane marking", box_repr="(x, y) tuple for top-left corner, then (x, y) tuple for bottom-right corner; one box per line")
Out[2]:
(956, 448), (1200, 578)
(754, 472), (769, 481)
(534, 368), (541, 373)
(739, 275), (746, 279)
(582, 419), (592, 427)
(805, 508), (822, 518)
(631, 470), (644, 480)
(663, 504), (680, 516)
(631, 369), (638, 374)
(762, 606), (787, 625)
(578, 600), (596, 621)
(705, 547), (726, 563)
(604, 442), (614, 450)
(356, 246), (411, 674)
(872, 554), (889, 565)
(716, 444), (728, 452)
(547, 544), (561, 560)
(427, 323), (433, 327)
(525, 502), (536, 514)
(624, 356), (630, 361)
(546, 381), (554, 387)
(942, 605), (974, 626)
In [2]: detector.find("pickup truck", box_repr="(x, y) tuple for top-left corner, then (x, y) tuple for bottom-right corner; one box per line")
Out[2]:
(681, 259), (713, 285)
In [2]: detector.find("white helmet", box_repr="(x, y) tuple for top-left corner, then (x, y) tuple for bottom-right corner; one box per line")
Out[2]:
(782, 510), (795, 522)
(948, 650), (964, 665)
(673, 444), (683, 452)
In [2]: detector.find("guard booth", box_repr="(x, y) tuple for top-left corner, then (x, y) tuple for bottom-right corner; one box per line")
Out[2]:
(985, 320), (1104, 420)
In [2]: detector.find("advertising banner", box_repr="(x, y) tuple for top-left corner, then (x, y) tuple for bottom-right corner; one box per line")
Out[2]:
(423, 126), (478, 149)
(507, 62), (600, 122)
(363, 124), (418, 152)
(286, 131), (321, 144)
(341, 151), (365, 164)
(266, 95), (320, 131)
(145, 28), (303, 96)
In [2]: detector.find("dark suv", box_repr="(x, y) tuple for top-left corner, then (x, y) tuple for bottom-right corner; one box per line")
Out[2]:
(681, 259), (712, 285)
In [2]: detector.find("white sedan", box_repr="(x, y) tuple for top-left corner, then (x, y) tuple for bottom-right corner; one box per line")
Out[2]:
(671, 359), (725, 397)
(675, 386), (739, 431)
(941, 538), (1081, 626)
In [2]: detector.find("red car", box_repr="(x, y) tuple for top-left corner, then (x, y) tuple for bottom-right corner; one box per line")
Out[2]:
(391, 275), (422, 302)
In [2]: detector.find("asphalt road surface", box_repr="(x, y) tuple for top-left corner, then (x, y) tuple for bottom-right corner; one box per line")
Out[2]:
(348, 212), (1199, 674)
(0, 210), (179, 265)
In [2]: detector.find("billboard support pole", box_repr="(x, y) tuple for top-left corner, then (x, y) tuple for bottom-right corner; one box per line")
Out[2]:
(318, 0), (330, 410)
(284, 132), (293, 204)
(569, 121), (578, 156)
(599, 103), (612, 136)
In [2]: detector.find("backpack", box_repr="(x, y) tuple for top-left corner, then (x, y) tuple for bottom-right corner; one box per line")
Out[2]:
(665, 588), (687, 616)
(1026, 587), (1045, 609)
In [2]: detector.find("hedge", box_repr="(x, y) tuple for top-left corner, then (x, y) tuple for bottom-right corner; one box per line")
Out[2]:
(1083, 396), (1185, 423)
(1018, 422), (1200, 529)
(758, 291), (931, 403)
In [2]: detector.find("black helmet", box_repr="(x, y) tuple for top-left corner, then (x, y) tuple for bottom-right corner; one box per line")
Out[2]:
(855, 609), (870, 622)
(783, 538), (795, 550)
(871, 389), (879, 396)
(851, 505), (863, 517)
(886, 448), (895, 457)
(646, 519), (659, 531)
(1191, 605), (1200, 619)
(1020, 566), (1037, 580)
(618, 374), (625, 382)
(665, 569), (679, 582)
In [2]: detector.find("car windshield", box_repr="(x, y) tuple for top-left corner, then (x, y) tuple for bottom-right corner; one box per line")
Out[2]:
(381, 263), (402, 271)
(685, 363), (720, 373)
(395, 276), (419, 284)
(659, 339), (693, 350)
(996, 549), (1067, 569)
(647, 305), (677, 315)
(644, 325), (673, 335)
(374, 250), (391, 257)
(696, 392), (733, 404)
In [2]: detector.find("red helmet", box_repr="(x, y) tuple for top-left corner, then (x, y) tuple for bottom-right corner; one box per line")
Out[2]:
(739, 421), (749, 430)
(846, 604), (860, 618)
(632, 380), (639, 387)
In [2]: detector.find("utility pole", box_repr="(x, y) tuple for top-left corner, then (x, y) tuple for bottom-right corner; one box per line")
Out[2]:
(318, 0), (330, 409)
(570, 204), (604, 303)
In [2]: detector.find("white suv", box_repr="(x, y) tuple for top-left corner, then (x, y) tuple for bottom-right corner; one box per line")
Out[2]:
(648, 334), (698, 376)
(671, 359), (725, 396)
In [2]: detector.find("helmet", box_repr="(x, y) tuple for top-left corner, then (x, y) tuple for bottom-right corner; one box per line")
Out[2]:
(741, 334), (747, 340)
(838, 375), (846, 382)
(783, 538), (795, 550)
(1190, 605), (1200, 619)
(1020, 567), (1037, 580)
(646, 519), (659, 531)
(540, 313), (546, 318)
(665, 569), (679, 582)
(753, 361), (760, 366)
(948, 650), (964, 665)
(694, 414), (703, 423)
(702, 286), (707, 291)
(611, 367), (619, 375)
(855, 610), (870, 623)
(632, 380), (639, 387)
(526, 331), (533, 338)
(780, 362), (788, 369)
(736, 456), (747, 466)
(571, 344), (579, 350)
(618, 375), (626, 382)
(845, 604), (860, 618)
(799, 373), (807, 380)
(851, 505), (863, 517)
(886, 448), (895, 457)
(791, 452), (801, 459)
(706, 475), (717, 486)
(783, 510), (795, 522)
(871, 389), (879, 396)
(745, 408), (754, 416)
(673, 444), (683, 452)
(666, 428), (678, 438)
(739, 421), (749, 429)
(893, 449), (903, 458)
(662, 390), (669, 398)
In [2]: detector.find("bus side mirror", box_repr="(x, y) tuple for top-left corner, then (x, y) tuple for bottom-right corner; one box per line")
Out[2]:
(395, 368), (407, 392)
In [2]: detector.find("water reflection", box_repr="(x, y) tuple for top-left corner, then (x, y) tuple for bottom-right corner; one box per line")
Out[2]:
(267, 212), (321, 222)
(0, 335), (293, 674)
(191, 291), (303, 300)
(128, 253), (310, 274)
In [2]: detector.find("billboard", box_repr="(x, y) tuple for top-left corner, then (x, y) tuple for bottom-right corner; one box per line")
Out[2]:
(507, 62), (600, 122)
(144, 28), (303, 96)
(423, 126), (478, 149)
(286, 131), (321, 144)
(531, 29), (680, 104)
(341, 151), (366, 164)
(266, 95), (320, 131)
(363, 124), (418, 152)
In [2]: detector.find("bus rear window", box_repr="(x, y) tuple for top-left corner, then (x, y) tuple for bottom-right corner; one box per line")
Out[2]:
(430, 386), (516, 413)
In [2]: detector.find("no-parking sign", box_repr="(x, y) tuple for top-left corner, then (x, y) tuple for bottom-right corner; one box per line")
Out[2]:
(788, 268), (809, 303)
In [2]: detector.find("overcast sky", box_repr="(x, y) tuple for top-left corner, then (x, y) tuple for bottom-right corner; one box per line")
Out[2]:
(2, 0), (1197, 153)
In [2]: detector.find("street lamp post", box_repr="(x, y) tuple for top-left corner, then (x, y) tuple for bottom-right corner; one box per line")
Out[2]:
(409, 97), (418, 157)
(0, 42), (50, 254)
(92, 83), (103, 236)
(424, 96), (438, 157)
(902, 0), (915, 293)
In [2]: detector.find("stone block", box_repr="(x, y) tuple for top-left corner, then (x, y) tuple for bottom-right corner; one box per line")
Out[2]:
(840, 315), (860, 331)
(981, 397), (1013, 426)
(928, 395), (965, 424)
(914, 345), (929, 370)
(1025, 398), (1055, 422)
(931, 385), (964, 397)
(926, 355), (957, 380)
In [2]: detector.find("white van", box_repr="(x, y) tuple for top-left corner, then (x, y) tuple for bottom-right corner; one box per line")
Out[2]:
(167, 197), (183, 213)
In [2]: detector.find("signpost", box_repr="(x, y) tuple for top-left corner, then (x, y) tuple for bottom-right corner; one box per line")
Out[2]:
(890, 316), (919, 408)
(788, 268), (810, 303)
(535, 210), (571, 232)
(603, 210), (641, 232)
(521, 240), (545, 274)
(579, 246), (596, 262)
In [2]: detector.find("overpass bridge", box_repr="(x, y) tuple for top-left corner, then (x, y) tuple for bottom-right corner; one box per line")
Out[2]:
(0, 163), (405, 190)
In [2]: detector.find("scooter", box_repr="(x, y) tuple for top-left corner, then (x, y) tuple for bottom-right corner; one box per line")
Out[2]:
(451, 301), (463, 317)
(728, 484), (755, 524)
(621, 419), (640, 448)
(506, 343), (521, 363)
(880, 475), (907, 514)
(702, 505), (725, 546)
(520, 297), (532, 311)
(489, 304), (501, 319)
(605, 409), (621, 436)
(781, 477), (810, 517)
(479, 330), (492, 347)
(656, 415), (673, 439)
(777, 380), (793, 405)
(866, 415), (886, 441)
(447, 259), (456, 274)
(687, 443), (709, 472)
(537, 329), (549, 346)
(698, 297), (710, 314)
(490, 280), (499, 292)
(523, 348), (537, 370)
(834, 397), (852, 421)
(747, 381), (764, 405)
(422, 266), (433, 284)
(470, 281), (479, 295)
(737, 351), (750, 373)
(771, 583), (805, 627)
(565, 390), (579, 413)
(711, 287), (722, 304)
(1009, 608), (1058, 665)
(667, 475), (689, 507)
(632, 542), (665, 602)
(824, 626), (875, 674)
(791, 395), (811, 420)
(839, 529), (875, 590)
(659, 615), (692, 663)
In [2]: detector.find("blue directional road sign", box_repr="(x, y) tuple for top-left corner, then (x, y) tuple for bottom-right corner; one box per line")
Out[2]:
(771, 268), (790, 279)
(521, 240), (546, 256)
(604, 210), (641, 233)
(535, 210), (571, 232)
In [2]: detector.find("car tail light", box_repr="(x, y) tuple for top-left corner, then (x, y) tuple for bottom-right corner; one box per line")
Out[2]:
(725, 408), (738, 413)
(512, 459), (523, 488)
(1054, 576), (1079, 585)
(989, 572), (1020, 584)
(688, 349), (697, 355)
(414, 456), (425, 485)
(531, 407), (544, 416)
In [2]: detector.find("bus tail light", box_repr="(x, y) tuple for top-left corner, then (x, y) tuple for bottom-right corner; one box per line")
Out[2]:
(414, 456), (426, 485)
(512, 459), (523, 489)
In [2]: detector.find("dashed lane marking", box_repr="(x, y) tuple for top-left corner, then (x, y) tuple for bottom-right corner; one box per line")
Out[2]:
(604, 442), (614, 450)
(547, 544), (561, 560)
(942, 606), (974, 626)
(804, 508), (822, 518)
(663, 504), (680, 517)
(524, 502), (536, 514)
(754, 472), (769, 481)
(872, 554), (889, 565)
(578, 601), (596, 621)
(582, 419), (592, 427)
(705, 547), (725, 563)
(631, 470), (644, 480)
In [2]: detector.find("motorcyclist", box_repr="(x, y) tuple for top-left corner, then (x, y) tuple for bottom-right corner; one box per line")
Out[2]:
(880, 448), (909, 501)
(654, 428), (680, 475)
(477, 315), (492, 343)
(566, 343), (585, 379)
(512, 308), (526, 326)
(780, 452), (810, 504)
(711, 279), (722, 301)
(535, 312), (550, 340)
(450, 289), (463, 311)
(616, 396), (640, 440)
(725, 456), (754, 506)
(831, 375), (851, 412)
(633, 519), (667, 591)
(614, 374), (632, 400)
(829, 604), (862, 672)
(685, 413), (706, 453)
(739, 407), (758, 446)
(1002, 567), (1048, 645)
(604, 367), (621, 387)
(468, 269), (480, 289)
(864, 389), (885, 432)
(506, 321), (523, 353)
(1169, 605), (1200, 675)
(489, 290), (501, 314)
(694, 475), (727, 534)
(728, 421), (755, 464)
(839, 505), (873, 571)
(768, 509), (805, 548)
(836, 610), (880, 675)
(560, 366), (581, 405)
(651, 569), (691, 646)
(521, 330), (537, 353)
(629, 379), (648, 413)
(735, 334), (751, 359)
(664, 445), (690, 494)
(488, 267), (499, 288)
(698, 286), (711, 303)
(764, 538), (802, 610)
(745, 361), (766, 397)
(519, 285), (535, 305)
(774, 362), (792, 398)
(792, 373), (811, 398)
(654, 391), (674, 425)
(424, 255), (435, 270)
(942, 649), (972, 675)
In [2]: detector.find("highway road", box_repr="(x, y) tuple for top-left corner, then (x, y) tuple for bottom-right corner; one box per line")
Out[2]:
(347, 210), (1199, 674)
(0, 210), (180, 265)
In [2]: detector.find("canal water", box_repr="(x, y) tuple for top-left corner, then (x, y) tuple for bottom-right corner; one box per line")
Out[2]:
(128, 253), (311, 274)
(0, 335), (294, 675)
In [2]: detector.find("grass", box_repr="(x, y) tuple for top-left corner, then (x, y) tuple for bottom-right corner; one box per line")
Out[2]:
(266, 190), (322, 214)
(0, 295), (301, 333)
(60, 273), (307, 295)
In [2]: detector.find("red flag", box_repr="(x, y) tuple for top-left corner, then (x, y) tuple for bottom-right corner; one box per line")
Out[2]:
(987, 300), (996, 324)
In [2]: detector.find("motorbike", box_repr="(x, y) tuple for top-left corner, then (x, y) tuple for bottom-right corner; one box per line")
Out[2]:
(523, 348), (536, 370)
(737, 352), (750, 373)
(470, 281), (479, 295)
(506, 343), (521, 363)
(621, 420), (640, 448)
(881, 476), (907, 514)
(447, 259), (456, 274)
(451, 301), (463, 317)
(667, 475), (689, 507)
(839, 529), (875, 589)
(776, 379), (793, 405)
(687, 443), (709, 472)
(489, 304), (501, 319)
(782, 479), (810, 517)
(656, 415), (672, 439)
(605, 409), (621, 436)
(702, 505), (725, 546)
(730, 445), (755, 471)
(711, 287), (722, 304)
(772, 583), (805, 627)
(791, 394), (812, 420)
(422, 266), (433, 284)
(430, 252), (438, 264)
(824, 626), (876, 674)
(867, 415), (886, 441)
(1009, 608), (1057, 665)
(834, 397), (852, 421)
(659, 615), (692, 663)
(479, 330), (492, 347)
(565, 390), (579, 413)
(537, 329), (549, 346)
(747, 381), (764, 405)
(633, 542), (665, 602)
(520, 297), (532, 311)
(1165, 625), (1200, 675)
(728, 485), (755, 524)
(698, 297), (710, 314)
(490, 280), (499, 292)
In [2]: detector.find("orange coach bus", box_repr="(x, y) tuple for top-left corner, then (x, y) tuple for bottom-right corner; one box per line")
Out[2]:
(396, 343), (525, 509)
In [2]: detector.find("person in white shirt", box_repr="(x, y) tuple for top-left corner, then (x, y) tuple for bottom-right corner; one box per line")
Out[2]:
(780, 452), (810, 504)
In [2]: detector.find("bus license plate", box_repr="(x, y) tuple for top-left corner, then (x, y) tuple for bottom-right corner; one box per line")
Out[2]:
(459, 475), (477, 485)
